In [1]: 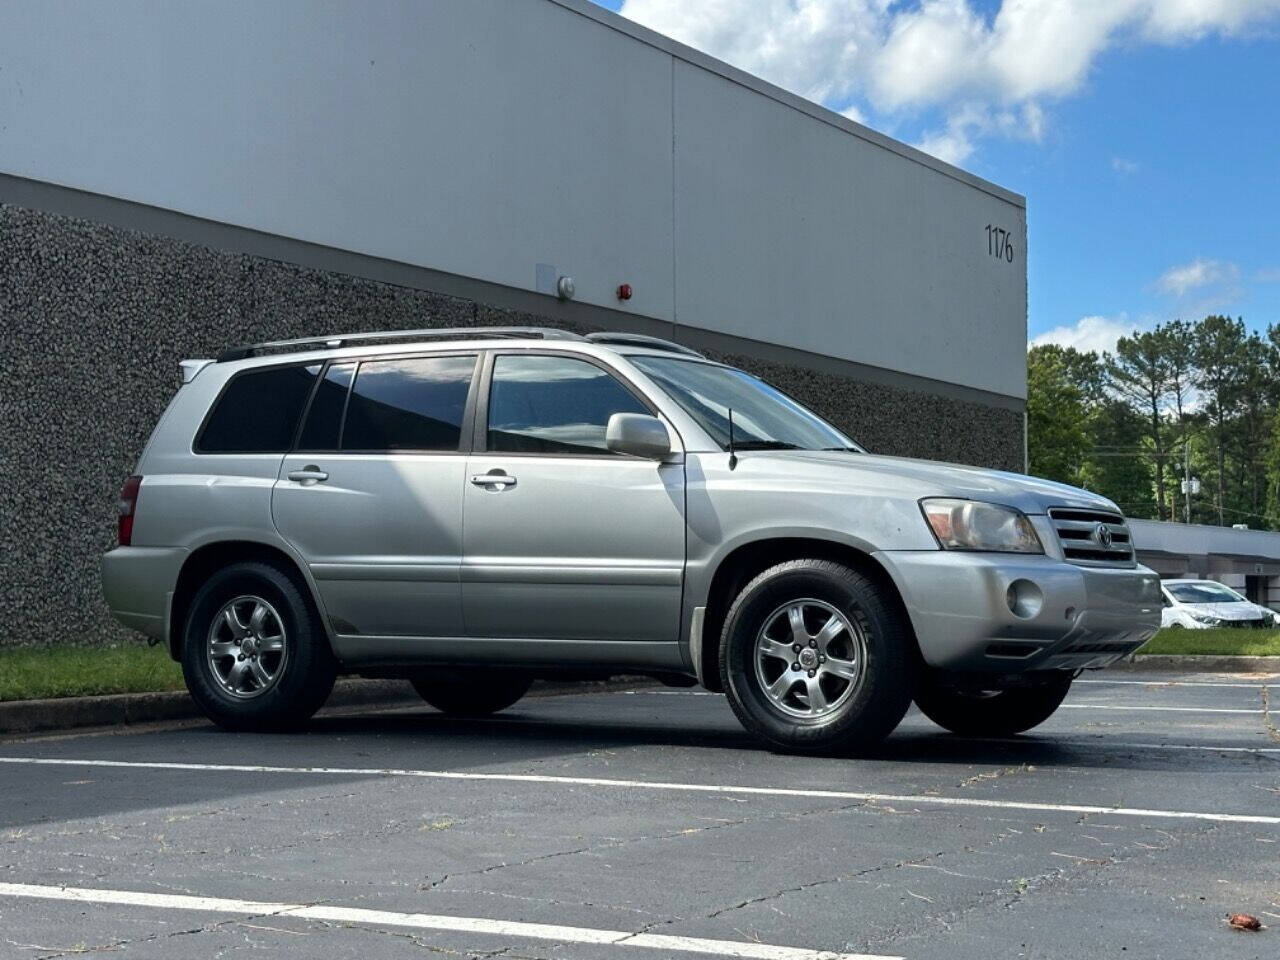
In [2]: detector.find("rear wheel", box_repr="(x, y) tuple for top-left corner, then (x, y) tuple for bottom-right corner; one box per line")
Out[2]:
(719, 559), (912, 754)
(181, 561), (336, 731)
(412, 671), (533, 716)
(914, 674), (1072, 737)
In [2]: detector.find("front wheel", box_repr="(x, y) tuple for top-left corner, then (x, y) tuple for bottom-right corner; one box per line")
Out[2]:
(719, 559), (912, 754)
(914, 674), (1072, 737)
(412, 671), (533, 716)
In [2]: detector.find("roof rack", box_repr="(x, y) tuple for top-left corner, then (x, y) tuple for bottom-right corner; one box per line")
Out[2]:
(216, 326), (584, 362)
(585, 332), (704, 358)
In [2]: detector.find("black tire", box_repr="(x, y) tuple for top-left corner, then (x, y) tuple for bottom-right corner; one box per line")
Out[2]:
(914, 674), (1072, 737)
(181, 560), (336, 731)
(411, 671), (533, 716)
(719, 559), (912, 754)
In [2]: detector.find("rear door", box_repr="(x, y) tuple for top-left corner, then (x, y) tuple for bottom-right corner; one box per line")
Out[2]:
(273, 352), (479, 641)
(461, 352), (686, 647)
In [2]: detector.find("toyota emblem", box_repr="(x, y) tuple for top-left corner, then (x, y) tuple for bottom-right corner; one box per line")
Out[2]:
(1093, 522), (1113, 549)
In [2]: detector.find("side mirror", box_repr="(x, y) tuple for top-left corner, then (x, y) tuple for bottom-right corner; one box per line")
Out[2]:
(606, 413), (672, 460)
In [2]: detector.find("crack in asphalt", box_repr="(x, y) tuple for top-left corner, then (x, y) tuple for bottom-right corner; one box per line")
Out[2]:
(1262, 686), (1280, 744)
(956, 763), (1036, 790)
(26, 911), (282, 959)
(415, 799), (858, 895)
(861, 820), (1223, 951)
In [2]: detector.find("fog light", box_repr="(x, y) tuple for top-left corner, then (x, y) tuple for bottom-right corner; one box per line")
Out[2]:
(1006, 579), (1043, 619)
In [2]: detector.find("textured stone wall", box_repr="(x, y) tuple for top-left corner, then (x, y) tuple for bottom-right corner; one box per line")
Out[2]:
(0, 202), (1022, 647)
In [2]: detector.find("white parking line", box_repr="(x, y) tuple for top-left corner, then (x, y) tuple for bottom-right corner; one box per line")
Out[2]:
(1059, 704), (1261, 714)
(971, 737), (1280, 755)
(0, 882), (896, 960)
(1076, 679), (1277, 689)
(2, 756), (1277, 825)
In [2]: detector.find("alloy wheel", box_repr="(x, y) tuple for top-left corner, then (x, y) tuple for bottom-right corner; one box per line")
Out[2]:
(206, 595), (288, 699)
(753, 598), (867, 719)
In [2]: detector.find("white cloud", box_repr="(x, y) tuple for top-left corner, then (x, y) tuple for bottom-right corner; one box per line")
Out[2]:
(838, 103), (866, 125)
(1030, 315), (1138, 356)
(916, 101), (1045, 164)
(1156, 258), (1240, 296)
(1112, 156), (1140, 174)
(617, 1), (1280, 160)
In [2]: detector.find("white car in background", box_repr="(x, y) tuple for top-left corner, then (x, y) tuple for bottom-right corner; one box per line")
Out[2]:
(1160, 579), (1280, 629)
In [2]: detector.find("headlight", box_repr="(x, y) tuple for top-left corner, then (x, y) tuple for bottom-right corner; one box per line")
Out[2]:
(920, 499), (1044, 554)
(1191, 613), (1222, 626)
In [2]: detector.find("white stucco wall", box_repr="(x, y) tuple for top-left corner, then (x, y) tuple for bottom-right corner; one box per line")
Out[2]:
(0, 0), (1027, 399)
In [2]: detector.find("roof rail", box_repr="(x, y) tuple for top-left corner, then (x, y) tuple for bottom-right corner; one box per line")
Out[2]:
(585, 332), (704, 358)
(216, 326), (584, 362)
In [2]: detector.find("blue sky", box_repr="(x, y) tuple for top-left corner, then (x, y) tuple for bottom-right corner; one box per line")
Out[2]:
(592, 0), (1280, 354)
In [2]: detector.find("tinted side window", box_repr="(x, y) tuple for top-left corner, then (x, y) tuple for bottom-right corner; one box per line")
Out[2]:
(197, 364), (319, 453)
(297, 363), (355, 451)
(342, 355), (477, 452)
(487, 355), (648, 455)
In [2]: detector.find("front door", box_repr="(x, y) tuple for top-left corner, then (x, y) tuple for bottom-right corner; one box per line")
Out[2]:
(462, 353), (686, 647)
(273, 353), (480, 641)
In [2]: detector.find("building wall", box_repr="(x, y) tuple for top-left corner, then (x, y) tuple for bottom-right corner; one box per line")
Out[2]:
(0, 200), (1025, 647)
(1131, 519), (1280, 613)
(0, 0), (1027, 401)
(1, 0), (1030, 647)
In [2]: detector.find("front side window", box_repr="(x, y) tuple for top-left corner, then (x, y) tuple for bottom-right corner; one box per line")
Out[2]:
(630, 356), (857, 452)
(487, 355), (648, 455)
(197, 364), (320, 453)
(341, 355), (477, 452)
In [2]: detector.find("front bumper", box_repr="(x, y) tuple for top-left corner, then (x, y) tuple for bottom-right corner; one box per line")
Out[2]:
(101, 546), (187, 643)
(873, 550), (1162, 672)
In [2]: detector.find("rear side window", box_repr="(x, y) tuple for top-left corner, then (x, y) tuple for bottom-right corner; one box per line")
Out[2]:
(341, 355), (477, 452)
(486, 355), (648, 455)
(297, 363), (355, 451)
(196, 365), (319, 453)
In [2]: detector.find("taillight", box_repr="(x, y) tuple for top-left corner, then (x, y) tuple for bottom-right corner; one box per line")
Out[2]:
(117, 475), (142, 546)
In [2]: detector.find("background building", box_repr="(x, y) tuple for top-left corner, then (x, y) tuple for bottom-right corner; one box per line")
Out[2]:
(1131, 520), (1280, 610)
(1, 0), (1027, 645)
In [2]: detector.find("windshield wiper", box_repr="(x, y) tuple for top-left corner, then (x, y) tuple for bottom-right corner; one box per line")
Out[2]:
(821, 446), (862, 453)
(730, 440), (804, 451)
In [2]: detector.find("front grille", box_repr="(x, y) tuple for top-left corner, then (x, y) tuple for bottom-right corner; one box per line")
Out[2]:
(1224, 618), (1271, 629)
(1048, 507), (1135, 567)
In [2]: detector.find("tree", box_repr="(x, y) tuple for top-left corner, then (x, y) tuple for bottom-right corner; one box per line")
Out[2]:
(1231, 332), (1276, 523)
(1027, 345), (1091, 485)
(1079, 398), (1155, 518)
(1192, 316), (1248, 525)
(1109, 329), (1172, 519)
(1267, 407), (1280, 528)
(1162, 319), (1196, 521)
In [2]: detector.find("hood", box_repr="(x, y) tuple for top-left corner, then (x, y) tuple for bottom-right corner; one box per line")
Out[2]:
(1178, 601), (1275, 622)
(738, 450), (1119, 516)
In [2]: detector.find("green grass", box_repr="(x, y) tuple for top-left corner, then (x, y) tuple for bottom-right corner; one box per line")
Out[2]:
(0, 628), (1276, 703)
(1137, 628), (1280, 657)
(0, 642), (185, 702)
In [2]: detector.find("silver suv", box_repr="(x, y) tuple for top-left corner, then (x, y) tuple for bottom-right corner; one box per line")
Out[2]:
(103, 327), (1161, 752)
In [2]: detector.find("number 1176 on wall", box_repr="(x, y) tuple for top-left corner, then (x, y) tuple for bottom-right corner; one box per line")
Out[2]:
(986, 224), (1014, 263)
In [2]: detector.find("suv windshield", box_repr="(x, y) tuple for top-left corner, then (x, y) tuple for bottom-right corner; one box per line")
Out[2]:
(630, 355), (859, 452)
(1165, 582), (1244, 604)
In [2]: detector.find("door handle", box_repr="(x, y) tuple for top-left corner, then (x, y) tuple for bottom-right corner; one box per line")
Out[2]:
(288, 466), (329, 484)
(471, 473), (516, 488)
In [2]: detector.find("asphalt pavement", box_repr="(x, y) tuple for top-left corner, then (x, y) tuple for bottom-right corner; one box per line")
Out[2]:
(1, 669), (1277, 960)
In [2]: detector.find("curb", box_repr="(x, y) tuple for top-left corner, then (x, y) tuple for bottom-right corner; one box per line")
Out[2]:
(0, 676), (660, 736)
(1108, 654), (1279, 674)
